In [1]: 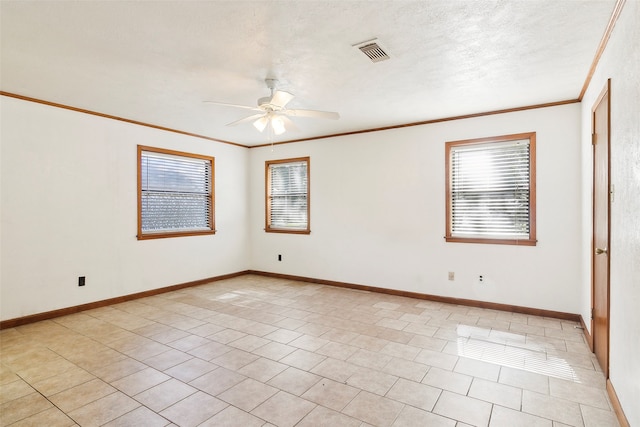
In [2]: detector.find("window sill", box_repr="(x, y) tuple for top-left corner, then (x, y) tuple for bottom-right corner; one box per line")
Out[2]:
(265, 228), (311, 235)
(137, 230), (216, 240)
(445, 236), (537, 246)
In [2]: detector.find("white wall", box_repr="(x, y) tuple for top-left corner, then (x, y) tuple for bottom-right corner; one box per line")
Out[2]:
(579, 2), (640, 425)
(249, 103), (582, 314)
(0, 96), (250, 321)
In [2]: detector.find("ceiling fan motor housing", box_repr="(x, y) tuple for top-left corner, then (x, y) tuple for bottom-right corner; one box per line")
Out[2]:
(258, 96), (276, 110)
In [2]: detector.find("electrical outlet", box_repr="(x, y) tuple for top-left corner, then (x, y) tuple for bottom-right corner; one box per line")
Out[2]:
(278, 254), (282, 261)
(448, 272), (455, 281)
(479, 275), (484, 283)
(78, 276), (86, 287)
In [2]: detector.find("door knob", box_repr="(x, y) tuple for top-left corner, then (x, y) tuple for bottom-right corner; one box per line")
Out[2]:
(595, 247), (608, 255)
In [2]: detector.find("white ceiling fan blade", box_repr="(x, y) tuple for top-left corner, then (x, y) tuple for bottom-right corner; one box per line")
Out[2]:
(226, 113), (265, 127)
(205, 101), (261, 111)
(270, 90), (294, 109)
(285, 109), (340, 120)
(253, 116), (269, 132)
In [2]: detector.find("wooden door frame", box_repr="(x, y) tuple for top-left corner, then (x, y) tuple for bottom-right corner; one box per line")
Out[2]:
(590, 78), (611, 377)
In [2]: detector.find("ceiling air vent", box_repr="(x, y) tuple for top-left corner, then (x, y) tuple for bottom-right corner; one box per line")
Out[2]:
(354, 39), (390, 63)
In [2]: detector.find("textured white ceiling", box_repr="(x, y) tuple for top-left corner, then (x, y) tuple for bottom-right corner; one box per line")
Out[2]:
(1, 1), (615, 146)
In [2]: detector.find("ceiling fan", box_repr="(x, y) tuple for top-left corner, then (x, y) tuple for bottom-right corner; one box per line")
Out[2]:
(206, 79), (339, 136)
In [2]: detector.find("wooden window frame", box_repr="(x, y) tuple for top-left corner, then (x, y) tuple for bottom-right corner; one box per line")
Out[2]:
(445, 132), (537, 246)
(265, 157), (311, 234)
(137, 145), (215, 240)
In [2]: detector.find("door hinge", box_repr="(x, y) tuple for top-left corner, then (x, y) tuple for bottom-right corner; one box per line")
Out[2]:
(591, 307), (595, 320)
(610, 184), (615, 203)
(592, 133), (597, 145)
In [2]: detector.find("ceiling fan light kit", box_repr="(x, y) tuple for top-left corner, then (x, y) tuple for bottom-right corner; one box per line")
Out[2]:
(253, 116), (269, 133)
(271, 116), (286, 135)
(206, 78), (339, 137)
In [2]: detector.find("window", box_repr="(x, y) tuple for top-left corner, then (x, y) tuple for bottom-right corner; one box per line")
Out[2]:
(265, 157), (310, 234)
(138, 146), (214, 239)
(445, 132), (536, 245)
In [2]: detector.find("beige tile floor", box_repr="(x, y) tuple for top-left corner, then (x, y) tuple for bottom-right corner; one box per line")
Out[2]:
(0, 274), (620, 427)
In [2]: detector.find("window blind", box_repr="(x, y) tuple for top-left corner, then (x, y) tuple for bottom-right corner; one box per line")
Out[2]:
(140, 150), (212, 233)
(268, 161), (308, 230)
(450, 139), (530, 239)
